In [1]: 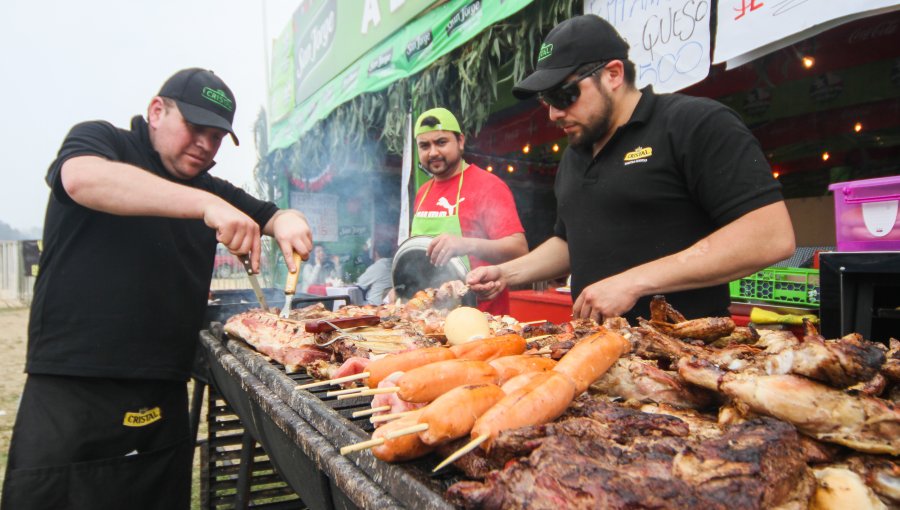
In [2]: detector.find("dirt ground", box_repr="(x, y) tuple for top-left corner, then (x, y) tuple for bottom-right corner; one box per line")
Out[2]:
(0, 306), (207, 507)
(0, 307), (28, 488)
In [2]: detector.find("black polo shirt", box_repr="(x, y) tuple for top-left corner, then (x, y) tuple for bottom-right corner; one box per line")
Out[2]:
(554, 87), (783, 321)
(27, 116), (278, 381)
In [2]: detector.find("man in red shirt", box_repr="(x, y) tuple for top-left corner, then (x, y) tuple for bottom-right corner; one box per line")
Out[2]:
(411, 107), (528, 315)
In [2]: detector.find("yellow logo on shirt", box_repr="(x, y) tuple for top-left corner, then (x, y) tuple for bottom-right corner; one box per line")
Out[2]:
(123, 407), (162, 427)
(624, 146), (653, 165)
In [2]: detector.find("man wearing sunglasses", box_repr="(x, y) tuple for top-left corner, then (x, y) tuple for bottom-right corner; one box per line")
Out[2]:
(467, 15), (795, 323)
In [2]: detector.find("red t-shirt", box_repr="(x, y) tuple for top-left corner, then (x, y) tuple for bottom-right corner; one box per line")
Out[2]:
(413, 164), (524, 315)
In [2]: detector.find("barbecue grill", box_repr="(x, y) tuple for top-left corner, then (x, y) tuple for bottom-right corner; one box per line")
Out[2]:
(198, 290), (457, 510)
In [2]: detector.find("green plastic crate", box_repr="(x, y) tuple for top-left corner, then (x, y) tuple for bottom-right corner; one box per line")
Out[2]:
(729, 267), (820, 306)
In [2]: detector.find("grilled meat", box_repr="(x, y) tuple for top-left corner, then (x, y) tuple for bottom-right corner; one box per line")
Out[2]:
(649, 316), (736, 342)
(590, 356), (717, 410)
(650, 295), (687, 323)
(764, 323), (886, 388)
(678, 358), (900, 455)
(844, 454), (900, 505)
(883, 339), (900, 383)
(447, 415), (811, 510)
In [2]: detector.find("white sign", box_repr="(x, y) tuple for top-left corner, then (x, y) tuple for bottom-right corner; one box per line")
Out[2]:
(714, 0), (900, 68)
(398, 111), (412, 246)
(586, 0), (712, 93)
(289, 192), (339, 242)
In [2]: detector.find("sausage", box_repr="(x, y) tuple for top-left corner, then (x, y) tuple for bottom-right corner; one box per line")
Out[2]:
(553, 329), (630, 394)
(449, 334), (527, 362)
(304, 315), (381, 333)
(471, 372), (576, 451)
(552, 329), (629, 393)
(371, 410), (433, 462)
(366, 347), (456, 388)
(417, 384), (506, 446)
(397, 359), (498, 403)
(489, 355), (557, 385)
(500, 371), (553, 395)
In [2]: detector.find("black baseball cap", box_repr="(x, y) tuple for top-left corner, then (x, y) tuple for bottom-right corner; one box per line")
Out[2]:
(158, 68), (239, 145)
(513, 15), (629, 99)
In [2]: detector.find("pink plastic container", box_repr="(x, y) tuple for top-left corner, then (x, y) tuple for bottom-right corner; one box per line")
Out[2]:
(828, 175), (900, 251)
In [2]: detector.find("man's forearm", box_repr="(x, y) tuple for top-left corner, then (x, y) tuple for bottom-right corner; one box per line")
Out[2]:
(61, 155), (220, 218)
(465, 233), (528, 263)
(499, 236), (570, 286)
(615, 202), (796, 296)
(262, 209), (306, 237)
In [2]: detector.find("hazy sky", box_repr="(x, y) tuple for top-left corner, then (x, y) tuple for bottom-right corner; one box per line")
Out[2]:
(0, 0), (299, 231)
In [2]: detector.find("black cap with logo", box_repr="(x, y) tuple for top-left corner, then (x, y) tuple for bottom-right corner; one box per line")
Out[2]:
(513, 15), (629, 100)
(158, 68), (239, 145)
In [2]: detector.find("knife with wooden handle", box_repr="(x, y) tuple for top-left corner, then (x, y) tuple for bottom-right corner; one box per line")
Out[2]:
(280, 252), (302, 318)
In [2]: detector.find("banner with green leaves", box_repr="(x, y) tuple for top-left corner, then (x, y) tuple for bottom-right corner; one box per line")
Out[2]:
(269, 0), (534, 153)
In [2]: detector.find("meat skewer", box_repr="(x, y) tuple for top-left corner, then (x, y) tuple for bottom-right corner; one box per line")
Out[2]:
(384, 384), (507, 443)
(351, 406), (390, 418)
(433, 328), (630, 471)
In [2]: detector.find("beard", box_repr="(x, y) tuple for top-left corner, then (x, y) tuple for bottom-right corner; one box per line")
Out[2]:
(565, 86), (614, 148)
(426, 154), (461, 178)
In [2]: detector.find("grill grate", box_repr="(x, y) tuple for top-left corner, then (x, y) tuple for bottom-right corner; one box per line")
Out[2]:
(202, 383), (307, 509)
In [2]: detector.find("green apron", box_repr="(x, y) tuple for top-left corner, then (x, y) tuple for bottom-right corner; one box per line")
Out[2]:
(411, 165), (472, 271)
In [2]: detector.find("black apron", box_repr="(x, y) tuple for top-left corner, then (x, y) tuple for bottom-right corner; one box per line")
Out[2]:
(2, 375), (192, 510)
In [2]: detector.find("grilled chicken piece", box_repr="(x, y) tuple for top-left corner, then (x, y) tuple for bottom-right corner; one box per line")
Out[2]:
(709, 326), (760, 348)
(649, 316), (736, 342)
(810, 467), (888, 510)
(647, 295), (735, 343)
(844, 454), (900, 505)
(764, 323), (886, 388)
(678, 358), (900, 455)
(590, 356), (717, 410)
(650, 295), (686, 323)
(633, 322), (761, 371)
(883, 339), (900, 383)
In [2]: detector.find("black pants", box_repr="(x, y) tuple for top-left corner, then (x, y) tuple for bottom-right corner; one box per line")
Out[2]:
(1, 375), (192, 510)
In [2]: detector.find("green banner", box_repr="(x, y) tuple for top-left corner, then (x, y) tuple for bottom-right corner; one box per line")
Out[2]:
(292, 0), (443, 107)
(270, 0), (534, 152)
(269, 23), (295, 122)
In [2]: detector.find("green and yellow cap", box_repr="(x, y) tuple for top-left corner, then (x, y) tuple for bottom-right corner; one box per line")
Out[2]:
(414, 107), (462, 137)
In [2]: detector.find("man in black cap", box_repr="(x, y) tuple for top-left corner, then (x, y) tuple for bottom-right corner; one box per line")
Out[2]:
(468, 15), (795, 323)
(1, 68), (313, 509)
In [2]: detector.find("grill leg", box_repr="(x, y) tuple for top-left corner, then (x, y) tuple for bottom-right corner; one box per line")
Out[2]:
(234, 432), (256, 509)
(189, 379), (206, 444)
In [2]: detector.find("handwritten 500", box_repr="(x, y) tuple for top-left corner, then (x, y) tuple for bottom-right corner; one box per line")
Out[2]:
(639, 0), (709, 83)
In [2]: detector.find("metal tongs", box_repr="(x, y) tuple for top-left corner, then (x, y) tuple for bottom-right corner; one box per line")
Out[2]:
(305, 316), (381, 347)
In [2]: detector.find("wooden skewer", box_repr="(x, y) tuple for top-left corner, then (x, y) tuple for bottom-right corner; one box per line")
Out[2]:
(524, 347), (553, 356)
(384, 422), (429, 439)
(370, 410), (417, 423)
(432, 434), (489, 472)
(326, 387), (368, 397)
(336, 387), (399, 400)
(352, 406), (391, 418)
(340, 437), (385, 455)
(295, 371), (370, 390)
(521, 320), (549, 325)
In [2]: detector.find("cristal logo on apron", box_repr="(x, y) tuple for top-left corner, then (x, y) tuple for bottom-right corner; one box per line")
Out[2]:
(123, 406), (162, 427)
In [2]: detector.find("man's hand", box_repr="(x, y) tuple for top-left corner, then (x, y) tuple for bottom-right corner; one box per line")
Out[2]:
(269, 210), (313, 273)
(572, 273), (642, 322)
(203, 200), (262, 270)
(466, 265), (507, 301)
(427, 233), (470, 266)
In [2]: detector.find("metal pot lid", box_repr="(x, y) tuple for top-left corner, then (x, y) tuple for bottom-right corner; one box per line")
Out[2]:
(391, 236), (472, 304)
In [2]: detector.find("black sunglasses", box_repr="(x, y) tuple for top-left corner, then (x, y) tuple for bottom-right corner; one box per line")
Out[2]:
(538, 61), (609, 110)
